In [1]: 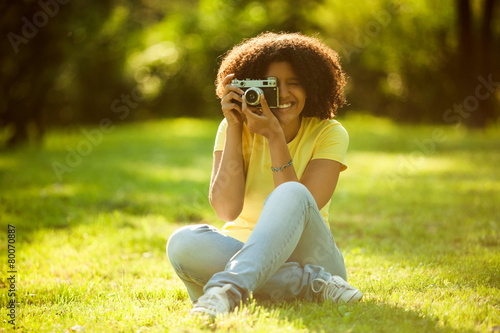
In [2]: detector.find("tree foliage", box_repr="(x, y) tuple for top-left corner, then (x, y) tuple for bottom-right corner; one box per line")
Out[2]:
(1, 0), (499, 147)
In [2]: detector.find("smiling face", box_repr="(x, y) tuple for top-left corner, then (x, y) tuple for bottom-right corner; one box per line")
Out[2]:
(265, 61), (307, 131)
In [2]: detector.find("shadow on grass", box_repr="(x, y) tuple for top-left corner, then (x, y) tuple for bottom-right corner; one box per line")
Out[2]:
(250, 298), (475, 333)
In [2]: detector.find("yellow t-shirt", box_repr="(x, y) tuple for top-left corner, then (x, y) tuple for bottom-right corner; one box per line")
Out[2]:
(213, 116), (349, 243)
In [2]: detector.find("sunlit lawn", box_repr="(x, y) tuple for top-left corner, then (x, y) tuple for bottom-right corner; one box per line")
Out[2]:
(0, 114), (499, 332)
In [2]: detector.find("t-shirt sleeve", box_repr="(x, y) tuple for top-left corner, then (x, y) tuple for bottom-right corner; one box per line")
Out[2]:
(312, 123), (349, 171)
(214, 118), (228, 152)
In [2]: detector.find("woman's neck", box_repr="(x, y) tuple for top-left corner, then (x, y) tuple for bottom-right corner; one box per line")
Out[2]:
(282, 116), (302, 143)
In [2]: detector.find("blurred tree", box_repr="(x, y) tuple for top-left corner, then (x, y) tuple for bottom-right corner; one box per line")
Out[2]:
(0, 0), (117, 147)
(1, 1), (66, 146)
(316, 0), (499, 126)
(0, 0), (498, 149)
(456, 0), (498, 127)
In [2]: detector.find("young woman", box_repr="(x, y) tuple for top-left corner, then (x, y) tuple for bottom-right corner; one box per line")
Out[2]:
(167, 32), (362, 317)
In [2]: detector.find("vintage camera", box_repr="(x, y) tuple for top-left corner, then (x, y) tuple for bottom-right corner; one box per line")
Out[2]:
(231, 77), (279, 108)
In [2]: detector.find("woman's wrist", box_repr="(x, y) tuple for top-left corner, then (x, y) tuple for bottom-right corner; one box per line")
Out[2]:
(266, 131), (293, 168)
(226, 121), (243, 139)
(265, 126), (286, 145)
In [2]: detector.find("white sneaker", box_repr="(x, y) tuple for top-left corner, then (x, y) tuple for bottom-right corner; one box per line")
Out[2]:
(312, 276), (363, 304)
(190, 284), (232, 317)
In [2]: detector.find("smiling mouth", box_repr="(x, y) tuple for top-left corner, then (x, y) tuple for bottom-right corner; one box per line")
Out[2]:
(275, 102), (294, 109)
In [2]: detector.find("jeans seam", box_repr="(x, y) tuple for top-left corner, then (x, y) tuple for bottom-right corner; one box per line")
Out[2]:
(172, 265), (207, 287)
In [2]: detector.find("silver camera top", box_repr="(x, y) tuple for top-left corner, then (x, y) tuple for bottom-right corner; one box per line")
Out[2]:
(231, 77), (278, 87)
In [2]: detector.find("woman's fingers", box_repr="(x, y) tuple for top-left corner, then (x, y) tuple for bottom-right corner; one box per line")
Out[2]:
(223, 84), (244, 98)
(222, 74), (244, 95)
(258, 94), (273, 117)
(222, 76), (244, 111)
(222, 91), (242, 104)
(241, 99), (260, 120)
(222, 73), (235, 86)
(220, 74), (247, 120)
(222, 91), (244, 115)
(241, 98), (261, 116)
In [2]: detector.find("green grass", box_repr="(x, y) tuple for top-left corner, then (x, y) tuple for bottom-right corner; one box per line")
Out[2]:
(0, 114), (499, 332)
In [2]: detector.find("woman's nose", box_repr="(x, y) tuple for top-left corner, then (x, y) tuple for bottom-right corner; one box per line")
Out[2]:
(279, 83), (289, 98)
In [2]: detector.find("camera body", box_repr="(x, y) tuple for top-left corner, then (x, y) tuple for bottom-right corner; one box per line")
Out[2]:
(231, 77), (279, 108)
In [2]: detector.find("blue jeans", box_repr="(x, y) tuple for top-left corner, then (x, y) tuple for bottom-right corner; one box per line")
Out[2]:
(166, 181), (347, 309)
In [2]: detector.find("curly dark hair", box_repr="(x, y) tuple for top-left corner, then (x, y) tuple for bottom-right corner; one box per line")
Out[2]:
(215, 32), (347, 119)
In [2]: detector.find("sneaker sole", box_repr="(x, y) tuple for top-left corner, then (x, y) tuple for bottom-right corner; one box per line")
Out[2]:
(346, 290), (363, 303)
(190, 307), (218, 318)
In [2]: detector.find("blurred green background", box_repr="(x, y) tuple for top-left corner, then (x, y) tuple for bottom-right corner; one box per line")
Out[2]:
(1, 0), (499, 147)
(1, 2), (499, 331)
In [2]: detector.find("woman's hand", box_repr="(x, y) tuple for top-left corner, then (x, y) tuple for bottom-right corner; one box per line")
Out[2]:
(241, 94), (283, 141)
(220, 74), (246, 127)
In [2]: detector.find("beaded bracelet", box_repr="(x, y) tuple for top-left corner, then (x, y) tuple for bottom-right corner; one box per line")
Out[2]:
(271, 159), (293, 172)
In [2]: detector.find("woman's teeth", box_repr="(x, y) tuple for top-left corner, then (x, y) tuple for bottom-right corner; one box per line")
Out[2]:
(278, 102), (293, 109)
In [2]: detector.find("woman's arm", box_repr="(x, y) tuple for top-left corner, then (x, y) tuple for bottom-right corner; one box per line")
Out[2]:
(209, 74), (247, 222)
(300, 159), (341, 210)
(209, 127), (245, 222)
(266, 132), (299, 187)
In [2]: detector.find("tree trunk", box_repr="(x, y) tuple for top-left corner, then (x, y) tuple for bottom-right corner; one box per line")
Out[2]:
(459, 0), (499, 127)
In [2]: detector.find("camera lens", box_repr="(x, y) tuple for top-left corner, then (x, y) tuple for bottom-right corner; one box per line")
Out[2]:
(244, 87), (263, 106)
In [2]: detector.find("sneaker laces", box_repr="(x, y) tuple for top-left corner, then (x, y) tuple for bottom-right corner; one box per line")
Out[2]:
(311, 277), (345, 302)
(192, 284), (231, 316)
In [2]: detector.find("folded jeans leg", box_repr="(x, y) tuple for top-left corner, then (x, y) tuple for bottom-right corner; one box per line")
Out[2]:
(166, 224), (244, 302)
